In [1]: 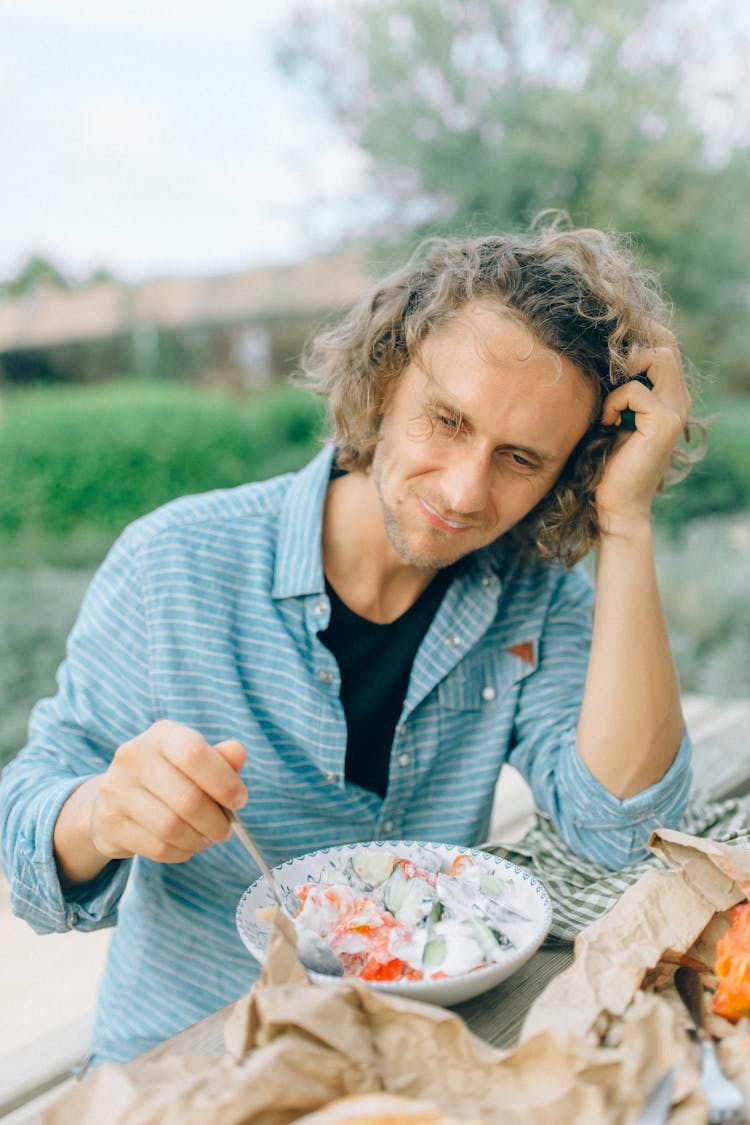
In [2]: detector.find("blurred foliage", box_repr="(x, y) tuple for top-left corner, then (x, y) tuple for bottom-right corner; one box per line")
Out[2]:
(0, 255), (70, 297)
(0, 381), (325, 766)
(0, 254), (119, 297)
(0, 566), (93, 769)
(654, 398), (750, 532)
(279, 0), (750, 391)
(656, 513), (750, 698)
(0, 381), (326, 565)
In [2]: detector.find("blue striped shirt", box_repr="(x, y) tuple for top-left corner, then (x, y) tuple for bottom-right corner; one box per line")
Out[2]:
(0, 445), (691, 1063)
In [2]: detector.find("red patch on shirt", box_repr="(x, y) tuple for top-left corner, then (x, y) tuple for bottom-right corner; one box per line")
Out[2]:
(508, 641), (535, 666)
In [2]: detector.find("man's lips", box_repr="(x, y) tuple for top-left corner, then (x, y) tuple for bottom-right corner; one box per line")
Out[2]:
(418, 498), (473, 533)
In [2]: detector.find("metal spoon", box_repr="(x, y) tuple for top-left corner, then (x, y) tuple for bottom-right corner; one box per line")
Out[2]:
(674, 966), (746, 1124)
(225, 809), (343, 977)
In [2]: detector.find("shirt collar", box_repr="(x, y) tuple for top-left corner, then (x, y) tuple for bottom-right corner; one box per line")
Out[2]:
(272, 444), (337, 599)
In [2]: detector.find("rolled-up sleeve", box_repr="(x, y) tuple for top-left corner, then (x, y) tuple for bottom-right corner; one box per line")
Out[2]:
(507, 565), (692, 869)
(0, 525), (152, 932)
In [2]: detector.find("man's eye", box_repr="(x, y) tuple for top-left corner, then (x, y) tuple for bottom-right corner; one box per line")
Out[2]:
(511, 453), (534, 468)
(436, 413), (459, 430)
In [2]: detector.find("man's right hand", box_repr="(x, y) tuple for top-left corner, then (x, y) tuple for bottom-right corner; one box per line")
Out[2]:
(53, 721), (247, 888)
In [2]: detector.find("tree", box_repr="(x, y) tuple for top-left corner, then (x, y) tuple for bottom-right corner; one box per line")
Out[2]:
(279, 0), (750, 391)
(1, 255), (70, 298)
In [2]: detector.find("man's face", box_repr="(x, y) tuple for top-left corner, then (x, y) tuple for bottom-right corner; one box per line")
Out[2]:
(370, 302), (596, 570)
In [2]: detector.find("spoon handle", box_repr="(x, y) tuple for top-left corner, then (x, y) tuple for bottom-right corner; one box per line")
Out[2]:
(674, 966), (708, 1036)
(225, 809), (282, 907)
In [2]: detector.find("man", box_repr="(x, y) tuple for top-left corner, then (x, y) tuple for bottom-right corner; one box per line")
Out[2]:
(0, 222), (697, 1063)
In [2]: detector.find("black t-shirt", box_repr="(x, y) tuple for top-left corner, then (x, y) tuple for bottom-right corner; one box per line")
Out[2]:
(319, 569), (455, 799)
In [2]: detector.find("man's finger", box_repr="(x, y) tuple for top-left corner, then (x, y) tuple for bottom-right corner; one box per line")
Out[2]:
(621, 345), (691, 420)
(97, 810), (204, 865)
(214, 739), (247, 774)
(154, 722), (247, 810)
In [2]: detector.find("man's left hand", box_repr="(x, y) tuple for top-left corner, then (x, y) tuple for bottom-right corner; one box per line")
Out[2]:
(596, 328), (691, 536)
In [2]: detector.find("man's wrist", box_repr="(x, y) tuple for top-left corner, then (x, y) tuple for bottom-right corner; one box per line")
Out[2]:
(53, 775), (111, 890)
(596, 509), (654, 547)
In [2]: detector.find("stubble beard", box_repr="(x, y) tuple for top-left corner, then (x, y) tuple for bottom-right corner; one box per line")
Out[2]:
(380, 496), (483, 571)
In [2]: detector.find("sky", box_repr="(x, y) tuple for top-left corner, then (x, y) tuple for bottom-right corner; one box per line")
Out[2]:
(0, 0), (367, 283)
(2, 1), (749, 287)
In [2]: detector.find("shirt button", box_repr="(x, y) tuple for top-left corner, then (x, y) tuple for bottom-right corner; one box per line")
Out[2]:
(324, 771), (338, 784)
(481, 685), (496, 702)
(383, 820), (395, 834)
(397, 753), (410, 768)
(481, 575), (493, 587)
(446, 633), (462, 649)
(318, 669), (334, 683)
(313, 600), (327, 615)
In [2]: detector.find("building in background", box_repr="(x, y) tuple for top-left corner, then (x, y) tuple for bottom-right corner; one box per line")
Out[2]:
(0, 246), (373, 392)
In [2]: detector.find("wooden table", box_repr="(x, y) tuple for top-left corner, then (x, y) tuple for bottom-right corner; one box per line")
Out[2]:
(682, 694), (750, 804)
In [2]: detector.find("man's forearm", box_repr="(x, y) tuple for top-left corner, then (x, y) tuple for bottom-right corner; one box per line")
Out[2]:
(577, 519), (685, 798)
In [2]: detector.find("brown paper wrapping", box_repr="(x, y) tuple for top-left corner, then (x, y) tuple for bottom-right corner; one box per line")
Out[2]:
(36, 830), (750, 1125)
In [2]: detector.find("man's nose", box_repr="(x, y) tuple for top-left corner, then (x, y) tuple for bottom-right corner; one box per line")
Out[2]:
(440, 447), (492, 514)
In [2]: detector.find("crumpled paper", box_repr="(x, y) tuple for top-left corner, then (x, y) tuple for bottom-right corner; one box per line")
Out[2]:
(522, 827), (750, 1123)
(37, 830), (750, 1125)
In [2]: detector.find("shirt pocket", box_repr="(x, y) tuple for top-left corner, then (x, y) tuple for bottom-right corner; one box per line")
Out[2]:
(437, 635), (540, 712)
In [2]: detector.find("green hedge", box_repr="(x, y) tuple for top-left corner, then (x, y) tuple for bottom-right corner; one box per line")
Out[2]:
(0, 381), (327, 563)
(1, 382), (749, 566)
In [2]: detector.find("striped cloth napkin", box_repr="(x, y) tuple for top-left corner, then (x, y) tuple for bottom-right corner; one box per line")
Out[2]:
(485, 797), (750, 943)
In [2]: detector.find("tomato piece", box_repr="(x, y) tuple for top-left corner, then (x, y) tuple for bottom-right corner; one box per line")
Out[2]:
(359, 957), (401, 981)
(294, 884), (312, 910)
(448, 854), (475, 877)
(338, 951), (368, 976)
(394, 857), (437, 887)
(712, 902), (750, 1022)
(713, 979), (750, 1022)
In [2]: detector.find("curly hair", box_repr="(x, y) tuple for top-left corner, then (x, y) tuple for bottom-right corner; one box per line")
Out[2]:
(299, 218), (702, 566)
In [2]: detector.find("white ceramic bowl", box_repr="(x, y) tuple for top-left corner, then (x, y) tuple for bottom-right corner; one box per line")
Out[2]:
(236, 839), (552, 1006)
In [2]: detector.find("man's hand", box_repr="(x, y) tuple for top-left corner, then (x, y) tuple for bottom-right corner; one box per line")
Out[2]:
(53, 721), (247, 888)
(596, 328), (691, 536)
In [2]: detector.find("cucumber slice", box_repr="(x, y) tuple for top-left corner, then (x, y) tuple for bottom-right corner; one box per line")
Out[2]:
(428, 900), (443, 925)
(422, 938), (447, 968)
(318, 864), (348, 885)
(351, 851), (397, 888)
(479, 895), (531, 928)
(383, 864), (410, 913)
(393, 876), (437, 925)
(411, 847), (443, 874)
(468, 916), (505, 960)
(435, 872), (475, 916)
(472, 914), (514, 955)
(478, 872), (513, 899)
